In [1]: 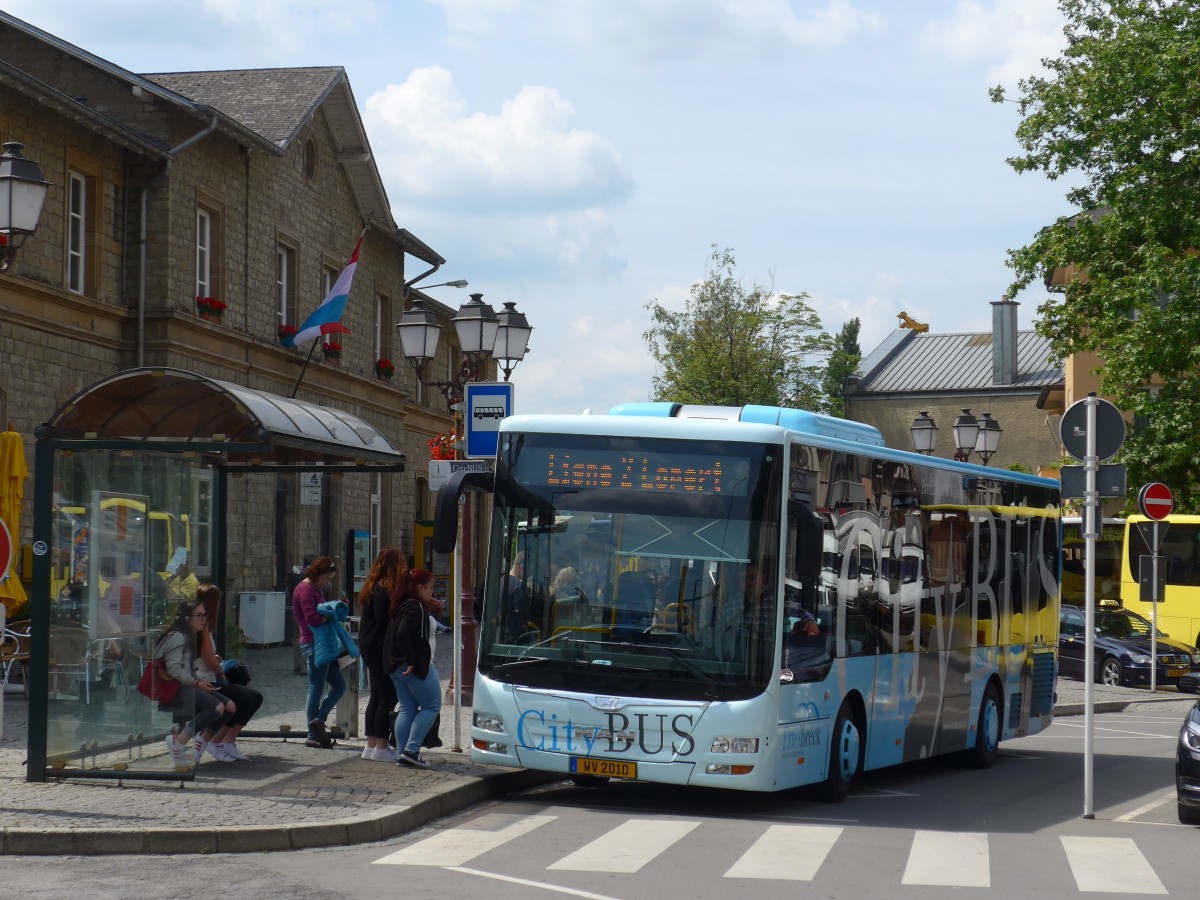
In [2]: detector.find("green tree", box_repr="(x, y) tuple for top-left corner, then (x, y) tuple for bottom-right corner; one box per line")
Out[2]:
(821, 317), (861, 417)
(643, 246), (831, 408)
(994, 0), (1200, 508)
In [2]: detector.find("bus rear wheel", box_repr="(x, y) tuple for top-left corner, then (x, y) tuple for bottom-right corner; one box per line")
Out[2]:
(820, 702), (863, 803)
(965, 683), (1001, 769)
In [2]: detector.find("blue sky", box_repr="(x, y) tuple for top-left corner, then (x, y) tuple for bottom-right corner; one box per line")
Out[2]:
(8, 0), (1074, 415)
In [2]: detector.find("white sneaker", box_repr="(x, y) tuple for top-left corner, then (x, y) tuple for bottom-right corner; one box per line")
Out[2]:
(206, 742), (236, 763)
(361, 745), (375, 760)
(165, 735), (190, 768)
(370, 747), (395, 762)
(222, 742), (251, 761)
(193, 739), (207, 764)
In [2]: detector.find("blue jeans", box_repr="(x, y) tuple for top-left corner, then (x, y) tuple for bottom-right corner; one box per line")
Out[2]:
(301, 642), (346, 737)
(391, 666), (442, 755)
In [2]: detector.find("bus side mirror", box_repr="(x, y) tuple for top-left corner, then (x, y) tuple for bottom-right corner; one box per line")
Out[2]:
(792, 507), (823, 581)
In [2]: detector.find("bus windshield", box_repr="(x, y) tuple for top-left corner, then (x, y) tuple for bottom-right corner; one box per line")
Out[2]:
(477, 432), (784, 701)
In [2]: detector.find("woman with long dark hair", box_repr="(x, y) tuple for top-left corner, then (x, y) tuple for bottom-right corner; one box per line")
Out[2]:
(383, 568), (442, 768)
(357, 547), (406, 761)
(156, 599), (234, 768)
(193, 583), (263, 762)
(290, 556), (346, 747)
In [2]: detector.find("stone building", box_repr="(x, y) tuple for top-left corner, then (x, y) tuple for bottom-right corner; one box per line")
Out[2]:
(844, 300), (1065, 471)
(0, 11), (472, 607)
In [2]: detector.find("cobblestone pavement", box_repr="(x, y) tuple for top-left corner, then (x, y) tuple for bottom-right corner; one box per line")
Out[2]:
(0, 640), (551, 854)
(0, 640), (1194, 854)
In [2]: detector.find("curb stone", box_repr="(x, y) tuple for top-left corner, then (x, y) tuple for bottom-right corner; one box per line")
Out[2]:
(0, 767), (558, 856)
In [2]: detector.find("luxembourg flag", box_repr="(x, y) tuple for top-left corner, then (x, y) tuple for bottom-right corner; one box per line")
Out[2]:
(285, 232), (363, 347)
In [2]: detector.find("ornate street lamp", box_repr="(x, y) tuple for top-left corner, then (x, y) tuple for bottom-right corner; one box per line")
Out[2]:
(974, 412), (1003, 466)
(0, 142), (52, 272)
(910, 411), (938, 455)
(396, 290), (533, 701)
(493, 301), (533, 381)
(952, 408), (980, 462)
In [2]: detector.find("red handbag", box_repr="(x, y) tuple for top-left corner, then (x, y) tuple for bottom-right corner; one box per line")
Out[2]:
(136, 657), (180, 704)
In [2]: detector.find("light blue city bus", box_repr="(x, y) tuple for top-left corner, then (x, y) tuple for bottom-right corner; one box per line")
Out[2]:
(447, 403), (1061, 797)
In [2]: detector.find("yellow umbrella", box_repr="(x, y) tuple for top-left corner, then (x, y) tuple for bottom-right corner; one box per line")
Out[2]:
(0, 428), (29, 616)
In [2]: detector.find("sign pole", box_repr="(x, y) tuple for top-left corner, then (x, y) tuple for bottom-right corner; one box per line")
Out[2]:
(1151, 521), (1159, 694)
(1083, 396), (1097, 819)
(451, 495), (463, 752)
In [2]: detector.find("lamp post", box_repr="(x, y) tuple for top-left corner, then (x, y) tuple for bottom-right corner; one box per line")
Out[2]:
(974, 412), (1003, 466)
(396, 291), (533, 701)
(952, 408), (980, 462)
(0, 142), (52, 272)
(910, 411), (938, 455)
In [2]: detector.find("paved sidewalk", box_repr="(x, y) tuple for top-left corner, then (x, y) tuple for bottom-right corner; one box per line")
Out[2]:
(0, 641), (553, 855)
(0, 642), (1193, 856)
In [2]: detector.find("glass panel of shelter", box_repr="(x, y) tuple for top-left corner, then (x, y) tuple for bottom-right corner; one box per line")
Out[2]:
(48, 450), (202, 773)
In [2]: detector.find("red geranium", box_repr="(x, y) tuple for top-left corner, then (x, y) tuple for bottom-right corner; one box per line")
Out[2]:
(428, 431), (458, 460)
(196, 296), (227, 315)
(321, 341), (342, 357)
(375, 358), (396, 377)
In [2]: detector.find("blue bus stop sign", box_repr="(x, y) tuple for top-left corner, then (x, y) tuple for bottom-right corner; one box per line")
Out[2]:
(464, 382), (514, 458)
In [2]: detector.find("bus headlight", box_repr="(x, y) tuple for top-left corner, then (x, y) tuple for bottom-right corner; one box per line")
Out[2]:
(1129, 653), (1151, 665)
(710, 737), (759, 753)
(473, 712), (505, 733)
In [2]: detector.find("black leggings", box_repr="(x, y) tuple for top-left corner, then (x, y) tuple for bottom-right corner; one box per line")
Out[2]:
(169, 686), (234, 737)
(217, 682), (263, 728)
(364, 656), (398, 740)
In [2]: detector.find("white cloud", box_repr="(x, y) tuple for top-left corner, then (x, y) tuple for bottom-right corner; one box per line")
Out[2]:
(921, 0), (1065, 89)
(365, 67), (633, 214)
(425, 0), (882, 61)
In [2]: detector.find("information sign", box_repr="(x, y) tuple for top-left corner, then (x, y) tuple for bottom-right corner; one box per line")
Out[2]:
(464, 382), (514, 459)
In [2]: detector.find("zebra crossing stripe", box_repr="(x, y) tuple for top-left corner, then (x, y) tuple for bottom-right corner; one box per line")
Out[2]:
(724, 824), (842, 880)
(548, 819), (700, 873)
(902, 831), (990, 887)
(1060, 836), (1167, 895)
(373, 814), (557, 867)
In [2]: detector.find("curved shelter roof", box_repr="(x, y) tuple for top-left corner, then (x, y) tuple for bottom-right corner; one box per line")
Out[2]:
(40, 368), (404, 470)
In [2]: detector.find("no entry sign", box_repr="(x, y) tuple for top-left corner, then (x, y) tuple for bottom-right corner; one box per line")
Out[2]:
(1138, 482), (1174, 520)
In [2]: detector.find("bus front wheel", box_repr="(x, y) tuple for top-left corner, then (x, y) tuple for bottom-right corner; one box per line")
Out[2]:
(965, 683), (1001, 769)
(820, 702), (863, 803)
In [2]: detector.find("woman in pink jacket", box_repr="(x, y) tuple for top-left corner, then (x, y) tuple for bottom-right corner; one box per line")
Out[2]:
(291, 556), (345, 747)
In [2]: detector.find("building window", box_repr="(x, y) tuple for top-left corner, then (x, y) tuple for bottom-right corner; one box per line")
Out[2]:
(196, 208), (212, 299)
(277, 244), (297, 327)
(322, 265), (336, 300)
(66, 171), (88, 294)
(304, 137), (318, 183)
(192, 470), (214, 577)
(374, 292), (389, 360)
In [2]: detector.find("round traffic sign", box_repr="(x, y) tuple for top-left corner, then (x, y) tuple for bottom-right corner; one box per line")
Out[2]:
(1059, 397), (1126, 461)
(1138, 482), (1174, 520)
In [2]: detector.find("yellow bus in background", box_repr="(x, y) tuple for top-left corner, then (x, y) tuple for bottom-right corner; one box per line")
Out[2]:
(1120, 515), (1200, 649)
(1062, 516), (1124, 606)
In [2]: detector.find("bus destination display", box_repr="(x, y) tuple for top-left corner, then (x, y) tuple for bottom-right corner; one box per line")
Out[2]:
(515, 448), (750, 495)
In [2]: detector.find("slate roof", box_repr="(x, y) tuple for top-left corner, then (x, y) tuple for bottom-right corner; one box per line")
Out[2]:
(143, 67), (345, 149)
(857, 329), (1063, 394)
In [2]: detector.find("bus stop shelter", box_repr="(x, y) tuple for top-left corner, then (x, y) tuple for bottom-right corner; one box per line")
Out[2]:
(25, 367), (405, 782)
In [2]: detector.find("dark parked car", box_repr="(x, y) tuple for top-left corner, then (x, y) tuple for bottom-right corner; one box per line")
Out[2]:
(1058, 605), (1200, 687)
(1178, 700), (1200, 825)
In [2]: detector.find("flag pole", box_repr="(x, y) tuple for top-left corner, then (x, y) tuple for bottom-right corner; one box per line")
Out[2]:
(289, 340), (320, 399)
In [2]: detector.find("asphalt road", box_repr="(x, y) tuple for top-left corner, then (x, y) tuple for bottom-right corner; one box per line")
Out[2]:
(0, 700), (1192, 899)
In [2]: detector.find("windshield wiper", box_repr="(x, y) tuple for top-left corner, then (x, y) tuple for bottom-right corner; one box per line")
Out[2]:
(488, 656), (550, 675)
(567, 639), (724, 698)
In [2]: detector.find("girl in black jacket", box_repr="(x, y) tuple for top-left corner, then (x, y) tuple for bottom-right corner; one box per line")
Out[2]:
(384, 568), (442, 768)
(357, 547), (406, 761)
